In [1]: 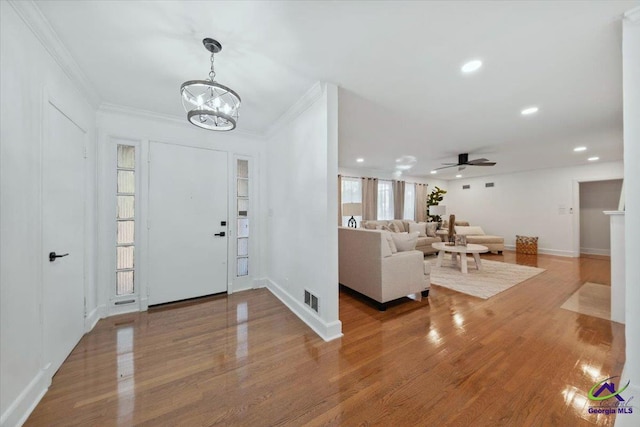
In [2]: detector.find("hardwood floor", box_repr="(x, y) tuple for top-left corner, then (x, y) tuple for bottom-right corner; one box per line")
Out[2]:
(26, 252), (624, 426)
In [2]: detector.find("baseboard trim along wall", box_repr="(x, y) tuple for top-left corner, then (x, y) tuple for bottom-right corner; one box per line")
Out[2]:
(266, 279), (343, 342)
(503, 245), (575, 257)
(580, 247), (611, 256)
(84, 304), (104, 333)
(0, 369), (49, 427)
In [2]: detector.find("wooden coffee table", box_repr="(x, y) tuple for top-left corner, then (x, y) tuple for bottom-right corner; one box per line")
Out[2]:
(432, 242), (489, 274)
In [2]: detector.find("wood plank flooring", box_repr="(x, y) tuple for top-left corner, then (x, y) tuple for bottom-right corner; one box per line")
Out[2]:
(26, 252), (624, 426)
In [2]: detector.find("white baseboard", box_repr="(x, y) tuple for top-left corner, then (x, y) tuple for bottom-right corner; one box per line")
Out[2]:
(265, 279), (342, 342)
(107, 300), (140, 316)
(0, 369), (49, 427)
(252, 278), (268, 289)
(140, 297), (149, 311)
(580, 247), (611, 256)
(84, 304), (104, 333)
(504, 245), (575, 257)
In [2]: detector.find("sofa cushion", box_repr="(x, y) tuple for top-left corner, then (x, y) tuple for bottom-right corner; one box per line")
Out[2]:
(426, 222), (438, 237)
(409, 222), (427, 237)
(391, 232), (419, 252)
(466, 235), (504, 244)
(442, 220), (470, 229)
(362, 220), (387, 230)
(382, 231), (398, 253)
(380, 231), (393, 257)
(389, 220), (405, 233)
(455, 225), (485, 236)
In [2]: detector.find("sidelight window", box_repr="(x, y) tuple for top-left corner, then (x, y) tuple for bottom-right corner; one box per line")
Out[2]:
(116, 145), (135, 295)
(236, 159), (249, 276)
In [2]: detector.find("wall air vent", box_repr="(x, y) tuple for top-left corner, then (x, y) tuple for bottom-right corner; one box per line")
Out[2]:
(485, 182), (495, 188)
(304, 290), (319, 313)
(462, 185), (471, 190)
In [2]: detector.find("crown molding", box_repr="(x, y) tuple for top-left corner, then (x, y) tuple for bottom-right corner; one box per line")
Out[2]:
(98, 102), (264, 140)
(624, 6), (640, 23)
(8, 0), (101, 108)
(265, 81), (324, 139)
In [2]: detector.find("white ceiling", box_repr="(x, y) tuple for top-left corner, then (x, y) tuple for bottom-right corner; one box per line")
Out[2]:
(35, 0), (637, 179)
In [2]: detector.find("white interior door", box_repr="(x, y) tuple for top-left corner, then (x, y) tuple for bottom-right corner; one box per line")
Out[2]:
(148, 143), (228, 305)
(42, 103), (86, 376)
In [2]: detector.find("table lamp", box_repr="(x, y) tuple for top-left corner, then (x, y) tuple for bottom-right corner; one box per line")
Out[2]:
(342, 203), (362, 228)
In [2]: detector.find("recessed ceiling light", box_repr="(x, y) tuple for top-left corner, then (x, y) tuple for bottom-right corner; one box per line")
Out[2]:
(356, 158), (364, 163)
(574, 146), (587, 152)
(588, 156), (599, 161)
(521, 106), (539, 116)
(456, 174), (462, 178)
(461, 60), (482, 73)
(430, 170), (437, 174)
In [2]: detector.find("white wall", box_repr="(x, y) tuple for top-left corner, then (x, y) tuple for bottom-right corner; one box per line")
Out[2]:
(617, 8), (640, 427)
(265, 82), (342, 341)
(579, 180), (623, 255)
(444, 161), (623, 256)
(0, 2), (98, 425)
(96, 106), (266, 315)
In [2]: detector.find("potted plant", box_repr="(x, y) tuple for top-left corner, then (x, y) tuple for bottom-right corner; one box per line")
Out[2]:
(427, 186), (447, 223)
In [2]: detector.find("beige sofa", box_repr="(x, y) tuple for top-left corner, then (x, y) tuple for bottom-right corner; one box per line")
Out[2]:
(360, 219), (440, 255)
(338, 227), (430, 310)
(455, 225), (505, 254)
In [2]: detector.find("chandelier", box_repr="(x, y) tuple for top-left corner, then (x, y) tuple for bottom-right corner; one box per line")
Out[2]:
(180, 38), (241, 131)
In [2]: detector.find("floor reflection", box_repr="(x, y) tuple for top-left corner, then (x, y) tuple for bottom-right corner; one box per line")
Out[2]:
(116, 325), (135, 423)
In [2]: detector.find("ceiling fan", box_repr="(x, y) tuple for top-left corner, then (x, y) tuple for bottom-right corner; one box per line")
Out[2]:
(434, 153), (496, 171)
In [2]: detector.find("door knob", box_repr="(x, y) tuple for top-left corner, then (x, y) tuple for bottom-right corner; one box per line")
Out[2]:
(214, 232), (226, 237)
(49, 252), (69, 262)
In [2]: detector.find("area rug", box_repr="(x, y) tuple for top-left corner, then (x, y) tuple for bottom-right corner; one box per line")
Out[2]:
(427, 257), (545, 299)
(560, 282), (611, 321)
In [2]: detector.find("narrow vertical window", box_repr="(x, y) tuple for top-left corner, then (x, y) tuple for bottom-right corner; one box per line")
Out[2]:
(237, 159), (249, 276)
(404, 183), (416, 220)
(116, 145), (135, 295)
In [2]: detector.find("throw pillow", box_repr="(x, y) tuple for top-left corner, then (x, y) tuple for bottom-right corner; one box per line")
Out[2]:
(455, 225), (485, 236)
(363, 221), (377, 230)
(382, 231), (398, 254)
(389, 222), (402, 233)
(390, 220), (405, 232)
(376, 224), (393, 232)
(409, 222), (427, 237)
(391, 231), (420, 252)
(426, 222), (438, 237)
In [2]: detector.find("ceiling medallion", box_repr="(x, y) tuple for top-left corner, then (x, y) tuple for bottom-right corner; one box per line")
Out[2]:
(180, 38), (241, 131)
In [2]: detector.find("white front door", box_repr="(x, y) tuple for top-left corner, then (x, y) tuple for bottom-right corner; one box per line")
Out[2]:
(42, 102), (86, 376)
(148, 142), (228, 305)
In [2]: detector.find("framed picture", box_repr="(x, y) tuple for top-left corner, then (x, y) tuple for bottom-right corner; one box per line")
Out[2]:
(455, 234), (467, 246)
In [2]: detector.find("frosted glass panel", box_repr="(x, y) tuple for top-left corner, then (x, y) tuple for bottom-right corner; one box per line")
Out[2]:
(237, 257), (248, 276)
(237, 159), (248, 178)
(117, 221), (135, 244)
(117, 145), (135, 168)
(116, 271), (134, 295)
(237, 199), (248, 217)
(117, 196), (134, 219)
(117, 170), (135, 194)
(237, 238), (248, 256)
(237, 179), (248, 197)
(237, 219), (249, 238)
(117, 246), (134, 269)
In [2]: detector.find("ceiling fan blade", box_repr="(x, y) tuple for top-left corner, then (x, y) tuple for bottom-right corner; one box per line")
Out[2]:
(472, 162), (496, 166)
(467, 158), (489, 164)
(433, 164), (460, 171)
(458, 165), (467, 171)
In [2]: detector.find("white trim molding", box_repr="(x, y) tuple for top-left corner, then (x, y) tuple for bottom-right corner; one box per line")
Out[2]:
(0, 369), (49, 427)
(8, 0), (101, 108)
(266, 279), (343, 342)
(624, 6), (640, 23)
(98, 103), (264, 140)
(265, 82), (324, 139)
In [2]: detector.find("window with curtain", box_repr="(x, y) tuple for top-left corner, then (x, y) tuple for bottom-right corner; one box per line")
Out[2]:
(404, 183), (416, 220)
(341, 177), (362, 226)
(377, 180), (394, 220)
